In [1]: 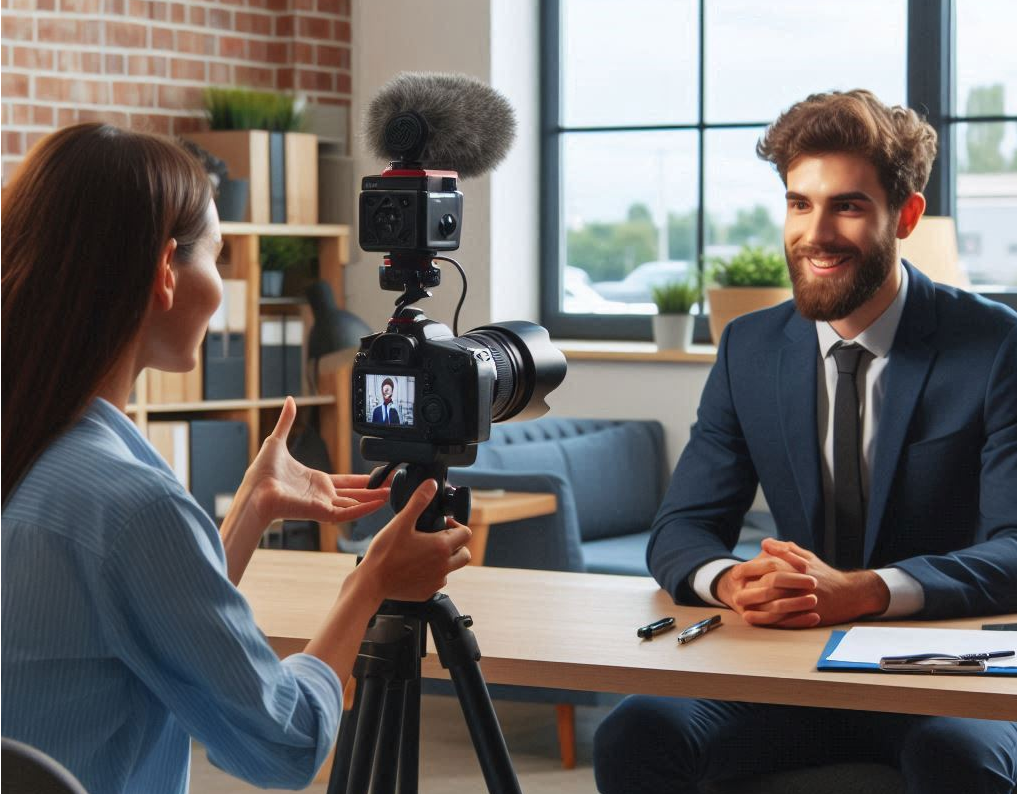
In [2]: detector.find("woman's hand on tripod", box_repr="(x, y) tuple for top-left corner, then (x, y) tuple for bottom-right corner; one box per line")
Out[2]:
(304, 479), (471, 685)
(359, 479), (473, 603)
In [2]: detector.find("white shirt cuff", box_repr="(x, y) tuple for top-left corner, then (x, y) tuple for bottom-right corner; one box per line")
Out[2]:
(872, 568), (925, 618)
(692, 559), (740, 607)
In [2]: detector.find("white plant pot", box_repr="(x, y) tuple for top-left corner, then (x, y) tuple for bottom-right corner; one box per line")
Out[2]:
(652, 313), (695, 350)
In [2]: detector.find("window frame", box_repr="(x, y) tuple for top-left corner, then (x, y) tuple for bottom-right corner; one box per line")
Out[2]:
(540, 0), (1017, 340)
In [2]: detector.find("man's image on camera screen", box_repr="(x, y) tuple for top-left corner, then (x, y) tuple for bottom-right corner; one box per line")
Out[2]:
(367, 374), (414, 426)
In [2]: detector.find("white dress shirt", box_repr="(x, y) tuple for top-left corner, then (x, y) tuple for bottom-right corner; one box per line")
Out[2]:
(693, 262), (925, 617)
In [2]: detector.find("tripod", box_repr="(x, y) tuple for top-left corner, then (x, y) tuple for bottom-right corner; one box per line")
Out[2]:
(326, 594), (521, 794)
(326, 459), (521, 794)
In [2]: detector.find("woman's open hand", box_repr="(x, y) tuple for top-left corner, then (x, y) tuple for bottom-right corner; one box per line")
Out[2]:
(246, 397), (390, 526)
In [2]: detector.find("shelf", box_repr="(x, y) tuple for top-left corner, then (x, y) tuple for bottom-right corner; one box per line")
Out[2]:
(556, 340), (717, 363)
(127, 395), (336, 415)
(220, 222), (350, 237)
(259, 296), (308, 306)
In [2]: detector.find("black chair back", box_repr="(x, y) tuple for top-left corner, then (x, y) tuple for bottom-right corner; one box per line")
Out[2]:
(1, 738), (89, 794)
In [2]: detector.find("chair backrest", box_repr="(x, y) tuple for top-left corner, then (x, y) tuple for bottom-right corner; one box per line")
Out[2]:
(1, 738), (89, 794)
(475, 417), (667, 541)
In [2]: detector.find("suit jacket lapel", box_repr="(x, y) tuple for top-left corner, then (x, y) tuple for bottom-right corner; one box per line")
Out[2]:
(864, 261), (938, 564)
(778, 312), (824, 549)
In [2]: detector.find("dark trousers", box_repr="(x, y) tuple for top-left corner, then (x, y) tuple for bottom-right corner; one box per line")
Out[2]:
(593, 696), (1017, 794)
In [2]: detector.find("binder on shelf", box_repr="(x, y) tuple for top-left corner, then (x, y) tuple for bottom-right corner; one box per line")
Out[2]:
(283, 315), (305, 397)
(269, 131), (287, 224)
(204, 279), (246, 400)
(260, 316), (286, 398)
(189, 420), (248, 523)
(146, 421), (190, 490)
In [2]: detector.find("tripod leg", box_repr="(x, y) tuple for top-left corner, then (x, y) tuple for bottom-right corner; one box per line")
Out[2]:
(428, 596), (521, 794)
(345, 675), (387, 794)
(397, 675), (421, 794)
(328, 680), (364, 794)
(447, 664), (521, 794)
(368, 679), (406, 794)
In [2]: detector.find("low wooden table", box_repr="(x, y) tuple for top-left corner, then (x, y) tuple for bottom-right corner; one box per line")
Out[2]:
(467, 491), (557, 565)
(320, 490), (556, 556)
(241, 550), (1017, 721)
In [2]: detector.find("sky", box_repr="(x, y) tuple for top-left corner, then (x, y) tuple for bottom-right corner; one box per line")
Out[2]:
(558, 0), (1016, 227)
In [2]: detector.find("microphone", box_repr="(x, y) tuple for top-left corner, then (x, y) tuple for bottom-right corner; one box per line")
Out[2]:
(364, 72), (517, 179)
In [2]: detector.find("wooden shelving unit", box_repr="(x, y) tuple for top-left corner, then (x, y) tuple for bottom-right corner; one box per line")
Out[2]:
(130, 222), (353, 552)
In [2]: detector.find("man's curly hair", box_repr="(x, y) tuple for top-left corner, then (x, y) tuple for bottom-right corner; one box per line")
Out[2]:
(756, 89), (938, 211)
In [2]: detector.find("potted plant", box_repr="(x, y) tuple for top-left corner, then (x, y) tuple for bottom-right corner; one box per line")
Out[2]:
(651, 279), (698, 350)
(259, 235), (318, 297)
(707, 246), (792, 344)
(185, 88), (318, 225)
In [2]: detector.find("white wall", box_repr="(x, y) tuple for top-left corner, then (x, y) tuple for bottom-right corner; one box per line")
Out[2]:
(350, 0), (711, 464)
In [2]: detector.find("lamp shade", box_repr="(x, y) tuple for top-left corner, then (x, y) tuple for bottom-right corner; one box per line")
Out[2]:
(305, 281), (371, 361)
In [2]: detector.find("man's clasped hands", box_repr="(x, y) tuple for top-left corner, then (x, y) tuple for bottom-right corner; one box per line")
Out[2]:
(715, 538), (892, 629)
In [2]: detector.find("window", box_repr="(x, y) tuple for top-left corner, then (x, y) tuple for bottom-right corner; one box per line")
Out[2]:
(953, 0), (1017, 287)
(542, 0), (1017, 339)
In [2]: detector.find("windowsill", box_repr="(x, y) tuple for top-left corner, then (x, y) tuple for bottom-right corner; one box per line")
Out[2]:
(555, 339), (717, 363)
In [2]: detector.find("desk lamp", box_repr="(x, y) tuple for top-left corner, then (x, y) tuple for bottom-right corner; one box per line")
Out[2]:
(305, 280), (370, 394)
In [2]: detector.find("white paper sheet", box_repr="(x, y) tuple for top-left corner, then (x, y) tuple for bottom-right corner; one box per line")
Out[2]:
(827, 627), (1017, 668)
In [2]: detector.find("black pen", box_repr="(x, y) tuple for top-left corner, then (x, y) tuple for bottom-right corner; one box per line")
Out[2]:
(960, 650), (1015, 661)
(637, 617), (676, 639)
(676, 615), (722, 645)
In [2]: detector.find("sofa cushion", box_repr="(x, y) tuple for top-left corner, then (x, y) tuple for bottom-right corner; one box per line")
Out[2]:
(582, 531), (653, 576)
(474, 422), (661, 542)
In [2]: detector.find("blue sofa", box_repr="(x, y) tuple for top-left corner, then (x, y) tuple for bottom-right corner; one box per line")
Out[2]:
(349, 415), (772, 579)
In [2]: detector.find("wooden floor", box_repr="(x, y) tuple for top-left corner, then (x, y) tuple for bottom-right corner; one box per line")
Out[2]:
(189, 695), (612, 793)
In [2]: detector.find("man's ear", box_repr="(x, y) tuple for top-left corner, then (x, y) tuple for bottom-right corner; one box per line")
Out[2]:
(151, 238), (178, 311)
(895, 192), (927, 240)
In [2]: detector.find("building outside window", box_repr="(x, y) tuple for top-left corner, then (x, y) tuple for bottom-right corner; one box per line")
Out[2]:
(542, 0), (1017, 340)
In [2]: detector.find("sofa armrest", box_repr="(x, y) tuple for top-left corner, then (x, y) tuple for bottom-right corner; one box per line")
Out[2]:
(448, 468), (586, 572)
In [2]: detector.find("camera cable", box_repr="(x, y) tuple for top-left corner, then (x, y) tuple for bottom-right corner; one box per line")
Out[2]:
(433, 255), (468, 336)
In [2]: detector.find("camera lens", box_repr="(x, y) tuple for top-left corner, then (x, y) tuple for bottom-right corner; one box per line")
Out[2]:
(458, 321), (566, 422)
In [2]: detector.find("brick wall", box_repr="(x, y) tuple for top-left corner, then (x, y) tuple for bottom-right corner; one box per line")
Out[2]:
(0, 0), (352, 183)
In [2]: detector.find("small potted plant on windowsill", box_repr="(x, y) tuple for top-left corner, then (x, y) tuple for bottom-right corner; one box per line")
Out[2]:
(260, 236), (318, 297)
(707, 246), (792, 344)
(651, 279), (698, 350)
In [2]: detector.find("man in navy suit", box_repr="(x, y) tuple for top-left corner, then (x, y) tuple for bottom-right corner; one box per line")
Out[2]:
(371, 378), (400, 425)
(594, 90), (1017, 793)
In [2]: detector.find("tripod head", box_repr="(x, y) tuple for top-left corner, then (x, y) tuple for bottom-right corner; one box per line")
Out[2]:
(365, 437), (474, 531)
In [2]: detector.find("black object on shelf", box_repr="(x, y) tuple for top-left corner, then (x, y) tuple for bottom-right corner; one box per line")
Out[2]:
(306, 280), (371, 393)
(189, 420), (248, 522)
(203, 332), (245, 400)
(260, 317), (286, 398)
(216, 178), (249, 222)
(269, 131), (286, 223)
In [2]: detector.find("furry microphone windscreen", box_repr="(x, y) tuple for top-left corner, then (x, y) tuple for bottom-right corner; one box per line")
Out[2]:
(364, 72), (517, 179)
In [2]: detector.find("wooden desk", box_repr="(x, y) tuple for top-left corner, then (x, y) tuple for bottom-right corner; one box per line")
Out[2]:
(467, 491), (557, 565)
(240, 550), (1017, 721)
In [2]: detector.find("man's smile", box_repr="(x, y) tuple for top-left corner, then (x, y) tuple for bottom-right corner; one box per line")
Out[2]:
(807, 254), (853, 272)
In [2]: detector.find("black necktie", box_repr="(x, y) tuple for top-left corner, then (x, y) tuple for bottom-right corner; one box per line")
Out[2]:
(829, 343), (867, 569)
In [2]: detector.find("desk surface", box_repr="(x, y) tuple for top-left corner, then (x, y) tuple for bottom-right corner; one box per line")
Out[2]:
(241, 550), (1017, 721)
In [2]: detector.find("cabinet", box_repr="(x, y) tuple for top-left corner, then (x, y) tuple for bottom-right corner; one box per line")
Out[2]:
(128, 222), (353, 552)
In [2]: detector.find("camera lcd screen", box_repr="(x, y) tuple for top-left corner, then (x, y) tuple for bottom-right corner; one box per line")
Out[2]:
(364, 374), (415, 427)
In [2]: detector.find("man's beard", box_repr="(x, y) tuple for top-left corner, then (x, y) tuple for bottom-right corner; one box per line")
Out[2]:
(786, 226), (896, 322)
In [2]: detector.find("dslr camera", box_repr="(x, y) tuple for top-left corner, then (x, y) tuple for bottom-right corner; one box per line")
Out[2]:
(352, 76), (565, 531)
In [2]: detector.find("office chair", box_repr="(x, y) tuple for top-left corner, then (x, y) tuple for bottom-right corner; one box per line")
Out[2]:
(1, 737), (89, 794)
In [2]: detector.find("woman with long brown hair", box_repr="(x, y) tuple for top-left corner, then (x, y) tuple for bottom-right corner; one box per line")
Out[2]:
(1, 123), (472, 793)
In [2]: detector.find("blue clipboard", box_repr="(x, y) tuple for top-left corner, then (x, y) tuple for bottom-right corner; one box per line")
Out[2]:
(816, 630), (1017, 675)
